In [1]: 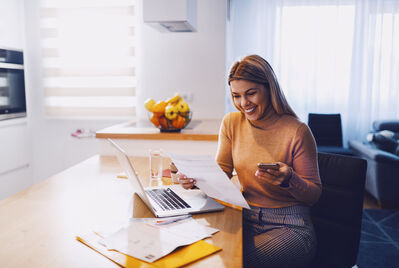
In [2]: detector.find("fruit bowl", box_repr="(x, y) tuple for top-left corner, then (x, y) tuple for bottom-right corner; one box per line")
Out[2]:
(145, 93), (192, 132)
(148, 111), (192, 132)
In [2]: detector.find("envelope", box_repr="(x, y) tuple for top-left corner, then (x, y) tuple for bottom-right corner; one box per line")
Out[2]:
(76, 232), (221, 268)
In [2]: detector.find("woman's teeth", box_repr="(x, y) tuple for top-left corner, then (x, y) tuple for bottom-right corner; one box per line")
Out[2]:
(245, 107), (256, 113)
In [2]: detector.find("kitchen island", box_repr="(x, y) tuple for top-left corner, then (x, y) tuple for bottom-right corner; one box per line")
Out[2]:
(96, 119), (222, 156)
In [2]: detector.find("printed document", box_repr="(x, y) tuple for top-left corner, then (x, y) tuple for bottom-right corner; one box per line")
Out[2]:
(169, 154), (250, 209)
(99, 217), (218, 263)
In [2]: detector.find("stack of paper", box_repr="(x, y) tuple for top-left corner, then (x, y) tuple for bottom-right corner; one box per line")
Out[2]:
(77, 216), (221, 267)
(99, 217), (218, 263)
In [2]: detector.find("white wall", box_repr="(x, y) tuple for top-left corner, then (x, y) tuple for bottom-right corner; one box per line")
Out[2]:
(136, 0), (227, 120)
(23, 0), (228, 185)
(23, 1), (123, 184)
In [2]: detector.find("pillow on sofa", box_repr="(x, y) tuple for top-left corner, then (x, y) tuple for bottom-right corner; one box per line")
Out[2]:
(379, 130), (395, 138)
(370, 131), (399, 154)
(366, 130), (395, 142)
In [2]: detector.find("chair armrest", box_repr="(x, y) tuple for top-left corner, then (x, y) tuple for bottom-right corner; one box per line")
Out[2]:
(348, 140), (399, 165)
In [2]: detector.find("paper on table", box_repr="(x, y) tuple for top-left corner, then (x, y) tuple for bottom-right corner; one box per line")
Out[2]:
(99, 217), (218, 263)
(169, 154), (250, 209)
(77, 232), (221, 268)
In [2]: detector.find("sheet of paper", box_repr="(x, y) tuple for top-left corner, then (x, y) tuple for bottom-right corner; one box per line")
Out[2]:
(99, 217), (218, 263)
(195, 218), (211, 226)
(169, 153), (250, 209)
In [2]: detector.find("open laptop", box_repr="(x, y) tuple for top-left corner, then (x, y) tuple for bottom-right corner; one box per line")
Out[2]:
(108, 139), (225, 218)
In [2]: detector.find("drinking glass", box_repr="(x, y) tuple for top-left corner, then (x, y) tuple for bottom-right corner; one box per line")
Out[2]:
(149, 149), (163, 186)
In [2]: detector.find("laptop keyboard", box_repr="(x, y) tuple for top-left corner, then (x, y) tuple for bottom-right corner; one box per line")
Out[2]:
(146, 188), (191, 211)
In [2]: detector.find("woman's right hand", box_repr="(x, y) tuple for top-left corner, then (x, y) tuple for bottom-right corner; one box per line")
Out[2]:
(179, 173), (197, 189)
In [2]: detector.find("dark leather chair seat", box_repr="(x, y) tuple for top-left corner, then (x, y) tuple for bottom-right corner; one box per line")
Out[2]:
(309, 152), (367, 268)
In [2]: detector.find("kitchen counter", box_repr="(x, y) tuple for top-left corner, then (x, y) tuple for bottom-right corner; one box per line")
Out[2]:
(96, 119), (222, 156)
(96, 119), (221, 141)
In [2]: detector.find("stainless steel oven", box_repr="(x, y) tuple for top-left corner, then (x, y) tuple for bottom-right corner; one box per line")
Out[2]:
(0, 48), (26, 120)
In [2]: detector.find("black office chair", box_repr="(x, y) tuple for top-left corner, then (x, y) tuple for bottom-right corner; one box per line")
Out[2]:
(309, 152), (367, 268)
(308, 113), (353, 155)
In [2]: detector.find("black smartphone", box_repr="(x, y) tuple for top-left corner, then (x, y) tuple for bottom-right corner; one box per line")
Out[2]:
(257, 163), (280, 171)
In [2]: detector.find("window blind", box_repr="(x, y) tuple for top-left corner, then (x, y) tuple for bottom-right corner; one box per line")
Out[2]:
(40, 0), (137, 118)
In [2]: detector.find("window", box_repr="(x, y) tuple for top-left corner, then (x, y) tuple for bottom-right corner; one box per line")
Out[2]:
(40, 0), (137, 118)
(227, 0), (399, 142)
(274, 4), (355, 118)
(370, 6), (399, 117)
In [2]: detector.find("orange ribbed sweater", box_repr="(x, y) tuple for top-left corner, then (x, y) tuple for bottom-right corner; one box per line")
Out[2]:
(216, 112), (322, 208)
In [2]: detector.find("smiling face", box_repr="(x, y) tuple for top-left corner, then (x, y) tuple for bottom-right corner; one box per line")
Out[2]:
(230, 79), (269, 122)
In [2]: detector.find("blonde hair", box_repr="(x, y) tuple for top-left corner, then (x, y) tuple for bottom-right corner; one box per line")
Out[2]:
(228, 55), (297, 118)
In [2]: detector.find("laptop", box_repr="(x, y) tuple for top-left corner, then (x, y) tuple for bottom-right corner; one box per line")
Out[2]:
(108, 139), (225, 218)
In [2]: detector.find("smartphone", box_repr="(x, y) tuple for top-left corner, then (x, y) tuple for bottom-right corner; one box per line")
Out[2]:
(257, 163), (280, 171)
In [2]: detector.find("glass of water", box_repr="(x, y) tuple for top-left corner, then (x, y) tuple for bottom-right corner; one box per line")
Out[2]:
(149, 149), (163, 186)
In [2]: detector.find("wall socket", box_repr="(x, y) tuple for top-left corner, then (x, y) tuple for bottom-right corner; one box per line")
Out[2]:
(180, 92), (194, 102)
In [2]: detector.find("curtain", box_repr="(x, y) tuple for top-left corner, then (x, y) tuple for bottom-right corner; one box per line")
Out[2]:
(227, 0), (399, 144)
(39, 0), (137, 118)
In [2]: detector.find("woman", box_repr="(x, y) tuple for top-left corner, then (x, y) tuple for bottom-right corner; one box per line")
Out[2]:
(180, 55), (321, 268)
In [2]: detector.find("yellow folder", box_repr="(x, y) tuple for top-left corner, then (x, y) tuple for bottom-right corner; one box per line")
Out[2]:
(76, 232), (221, 268)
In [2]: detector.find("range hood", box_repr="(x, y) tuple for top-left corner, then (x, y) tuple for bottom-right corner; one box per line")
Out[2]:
(143, 0), (197, 32)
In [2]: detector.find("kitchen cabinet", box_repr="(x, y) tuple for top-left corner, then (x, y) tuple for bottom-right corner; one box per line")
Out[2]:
(0, 118), (31, 199)
(0, 0), (24, 49)
(0, 0), (31, 200)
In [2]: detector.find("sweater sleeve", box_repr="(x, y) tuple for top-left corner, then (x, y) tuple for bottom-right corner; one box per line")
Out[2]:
(285, 124), (322, 206)
(216, 114), (234, 178)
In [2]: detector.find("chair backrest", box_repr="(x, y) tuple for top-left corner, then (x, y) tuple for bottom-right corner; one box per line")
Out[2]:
(308, 113), (343, 147)
(309, 152), (367, 268)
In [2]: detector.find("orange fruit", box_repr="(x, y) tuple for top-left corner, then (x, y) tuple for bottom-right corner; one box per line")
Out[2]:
(150, 114), (160, 127)
(172, 115), (186, 129)
(159, 117), (168, 129)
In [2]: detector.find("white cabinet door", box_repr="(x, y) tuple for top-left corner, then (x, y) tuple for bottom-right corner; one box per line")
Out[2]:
(0, 120), (30, 175)
(0, 165), (30, 200)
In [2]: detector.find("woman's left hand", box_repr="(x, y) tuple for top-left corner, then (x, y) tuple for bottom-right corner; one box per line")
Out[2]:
(255, 162), (292, 186)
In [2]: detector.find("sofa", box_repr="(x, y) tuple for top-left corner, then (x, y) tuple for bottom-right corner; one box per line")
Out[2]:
(349, 120), (399, 207)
